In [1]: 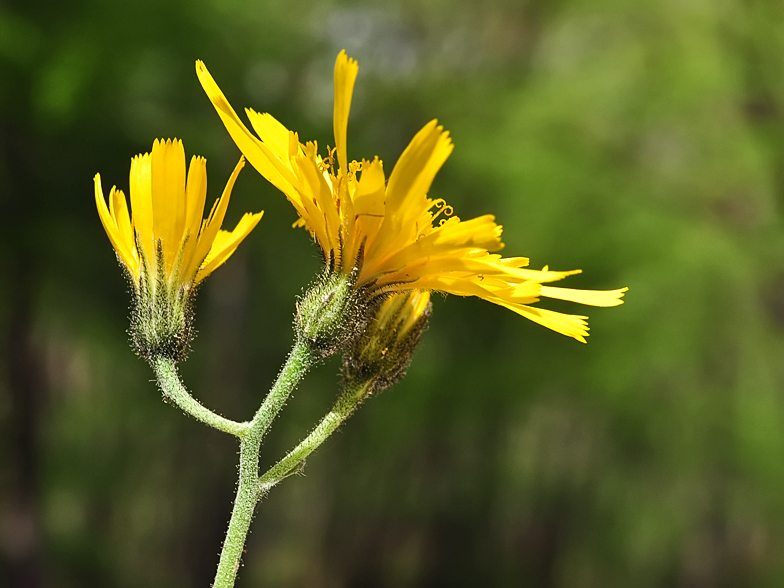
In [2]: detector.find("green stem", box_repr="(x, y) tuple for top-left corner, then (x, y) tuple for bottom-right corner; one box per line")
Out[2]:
(258, 379), (371, 496)
(212, 437), (258, 588)
(246, 339), (314, 439)
(153, 357), (249, 437)
(212, 339), (314, 588)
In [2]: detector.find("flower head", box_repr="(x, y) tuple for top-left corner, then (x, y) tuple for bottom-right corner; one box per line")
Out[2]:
(343, 290), (432, 394)
(196, 53), (626, 343)
(94, 138), (263, 359)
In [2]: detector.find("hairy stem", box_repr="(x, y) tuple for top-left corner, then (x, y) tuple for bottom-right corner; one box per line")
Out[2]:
(258, 380), (371, 496)
(153, 357), (248, 437)
(212, 339), (314, 588)
(212, 437), (259, 588)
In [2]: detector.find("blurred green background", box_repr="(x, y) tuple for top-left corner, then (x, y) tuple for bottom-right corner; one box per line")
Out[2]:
(3, 0), (784, 586)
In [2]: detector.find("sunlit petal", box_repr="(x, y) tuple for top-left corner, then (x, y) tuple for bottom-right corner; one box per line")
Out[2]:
(333, 50), (358, 175)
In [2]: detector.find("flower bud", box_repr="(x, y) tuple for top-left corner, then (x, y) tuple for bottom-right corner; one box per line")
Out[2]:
(295, 272), (367, 359)
(343, 290), (432, 395)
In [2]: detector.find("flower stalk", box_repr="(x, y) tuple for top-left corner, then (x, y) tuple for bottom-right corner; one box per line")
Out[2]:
(149, 339), (317, 588)
(145, 267), (366, 588)
(258, 379), (372, 496)
(152, 357), (249, 437)
(211, 339), (314, 588)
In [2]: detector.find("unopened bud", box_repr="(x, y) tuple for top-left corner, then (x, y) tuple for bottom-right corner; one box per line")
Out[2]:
(295, 272), (366, 359)
(343, 290), (432, 395)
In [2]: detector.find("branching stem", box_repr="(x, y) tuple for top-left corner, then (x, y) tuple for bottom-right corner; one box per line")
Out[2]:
(211, 339), (313, 588)
(153, 338), (372, 588)
(258, 380), (371, 496)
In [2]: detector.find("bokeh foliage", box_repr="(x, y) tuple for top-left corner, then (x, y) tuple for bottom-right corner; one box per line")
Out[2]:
(3, 0), (784, 586)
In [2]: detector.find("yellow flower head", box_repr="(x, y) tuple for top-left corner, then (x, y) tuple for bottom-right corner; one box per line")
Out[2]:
(94, 138), (263, 360)
(94, 138), (263, 287)
(196, 53), (626, 343)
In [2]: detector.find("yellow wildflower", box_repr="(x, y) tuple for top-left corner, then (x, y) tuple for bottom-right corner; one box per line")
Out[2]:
(196, 53), (626, 342)
(94, 138), (263, 359)
(94, 138), (262, 287)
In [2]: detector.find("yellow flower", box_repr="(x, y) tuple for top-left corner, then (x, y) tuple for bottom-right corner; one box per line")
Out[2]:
(94, 138), (263, 360)
(94, 138), (263, 287)
(196, 52), (626, 343)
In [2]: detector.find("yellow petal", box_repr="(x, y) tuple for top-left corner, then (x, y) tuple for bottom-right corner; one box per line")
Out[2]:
(363, 215), (503, 285)
(296, 150), (341, 257)
(498, 266), (582, 283)
(376, 253), (529, 292)
(338, 170), (357, 273)
(399, 290), (431, 335)
(181, 155), (208, 277)
(196, 60), (299, 198)
(129, 152), (153, 262)
(94, 176), (138, 277)
(333, 50), (358, 174)
(150, 138), (187, 273)
(539, 286), (628, 307)
(196, 211), (263, 282)
(495, 256), (530, 268)
(186, 156), (245, 279)
(497, 302), (590, 343)
(428, 215), (503, 251)
(110, 183), (135, 258)
(354, 157), (386, 215)
(348, 157), (386, 265)
(246, 109), (297, 164)
(371, 121), (454, 262)
(406, 274), (514, 301)
(385, 120), (453, 216)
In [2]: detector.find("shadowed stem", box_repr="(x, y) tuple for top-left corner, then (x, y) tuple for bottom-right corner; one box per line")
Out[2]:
(258, 379), (372, 496)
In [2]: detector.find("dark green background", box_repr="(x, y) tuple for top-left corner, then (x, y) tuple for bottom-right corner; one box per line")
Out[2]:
(3, 0), (784, 586)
